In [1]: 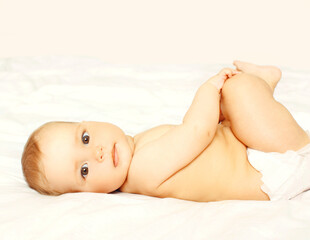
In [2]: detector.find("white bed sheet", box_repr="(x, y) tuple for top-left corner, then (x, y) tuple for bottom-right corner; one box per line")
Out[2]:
(0, 56), (309, 240)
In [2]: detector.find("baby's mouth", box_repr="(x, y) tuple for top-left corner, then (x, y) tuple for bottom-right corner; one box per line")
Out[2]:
(112, 143), (119, 167)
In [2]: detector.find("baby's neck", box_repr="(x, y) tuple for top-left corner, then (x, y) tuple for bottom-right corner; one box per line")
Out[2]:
(126, 135), (135, 153)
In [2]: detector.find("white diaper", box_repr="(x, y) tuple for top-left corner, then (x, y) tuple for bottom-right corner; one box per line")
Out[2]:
(247, 131), (310, 201)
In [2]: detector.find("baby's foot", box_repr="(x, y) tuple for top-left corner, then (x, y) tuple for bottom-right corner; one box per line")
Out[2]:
(233, 60), (282, 92)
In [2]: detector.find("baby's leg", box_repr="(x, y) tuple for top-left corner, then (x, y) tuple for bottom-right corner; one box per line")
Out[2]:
(221, 61), (310, 153)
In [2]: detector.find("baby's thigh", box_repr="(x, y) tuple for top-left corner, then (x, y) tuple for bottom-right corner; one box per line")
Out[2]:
(221, 73), (309, 152)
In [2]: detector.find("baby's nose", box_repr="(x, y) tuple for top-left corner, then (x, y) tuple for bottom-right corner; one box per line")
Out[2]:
(95, 145), (104, 162)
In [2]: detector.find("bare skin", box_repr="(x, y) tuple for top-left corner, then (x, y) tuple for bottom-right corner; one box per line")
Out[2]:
(120, 61), (310, 202)
(222, 61), (310, 153)
(38, 61), (310, 202)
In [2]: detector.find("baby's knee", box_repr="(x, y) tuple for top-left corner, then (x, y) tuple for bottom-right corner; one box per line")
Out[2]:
(222, 73), (266, 99)
(222, 73), (250, 98)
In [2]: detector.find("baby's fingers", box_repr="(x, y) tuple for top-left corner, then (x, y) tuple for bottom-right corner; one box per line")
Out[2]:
(232, 69), (241, 75)
(219, 68), (236, 78)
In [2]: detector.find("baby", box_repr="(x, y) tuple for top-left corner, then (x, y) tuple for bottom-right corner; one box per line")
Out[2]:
(21, 61), (310, 202)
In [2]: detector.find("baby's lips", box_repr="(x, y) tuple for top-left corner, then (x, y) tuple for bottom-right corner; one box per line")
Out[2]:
(112, 143), (119, 167)
(114, 143), (119, 167)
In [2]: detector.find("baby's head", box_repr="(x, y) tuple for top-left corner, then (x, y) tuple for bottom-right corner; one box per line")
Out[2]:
(22, 121), (135, 195)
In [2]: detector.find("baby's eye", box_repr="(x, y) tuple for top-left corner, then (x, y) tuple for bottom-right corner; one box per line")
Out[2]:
(81, 163), (88, 179)
(82, 131), (90, 144)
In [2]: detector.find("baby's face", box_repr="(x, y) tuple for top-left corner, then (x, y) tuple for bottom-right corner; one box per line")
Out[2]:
(39, 121), (134, 194)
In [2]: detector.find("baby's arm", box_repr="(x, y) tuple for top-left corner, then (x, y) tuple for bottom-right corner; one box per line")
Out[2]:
(184, 68), (239, 136)
(131, 68), (238, 191)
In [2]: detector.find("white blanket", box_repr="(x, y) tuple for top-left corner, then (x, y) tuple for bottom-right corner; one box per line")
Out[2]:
(0, 56), (309, 240)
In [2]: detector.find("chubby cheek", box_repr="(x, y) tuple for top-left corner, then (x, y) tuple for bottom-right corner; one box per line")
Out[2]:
(86, 167), (122, 193)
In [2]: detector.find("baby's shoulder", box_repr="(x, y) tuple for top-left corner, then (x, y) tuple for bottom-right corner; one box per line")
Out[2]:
(121, 124), (176, 193)
(133, 124), (176, 152)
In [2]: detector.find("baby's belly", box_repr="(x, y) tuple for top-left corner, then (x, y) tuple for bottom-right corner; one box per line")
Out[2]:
(155, 123), (268, 202)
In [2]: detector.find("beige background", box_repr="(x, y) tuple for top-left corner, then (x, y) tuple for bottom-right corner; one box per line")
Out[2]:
(0, 0), (309, 70)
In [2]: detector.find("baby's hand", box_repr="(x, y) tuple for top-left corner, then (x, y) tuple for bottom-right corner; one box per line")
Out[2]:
(207, 68), (240, 91)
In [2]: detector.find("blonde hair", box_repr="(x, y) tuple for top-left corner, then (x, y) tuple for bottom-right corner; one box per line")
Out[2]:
(21, 124), (61, 196)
